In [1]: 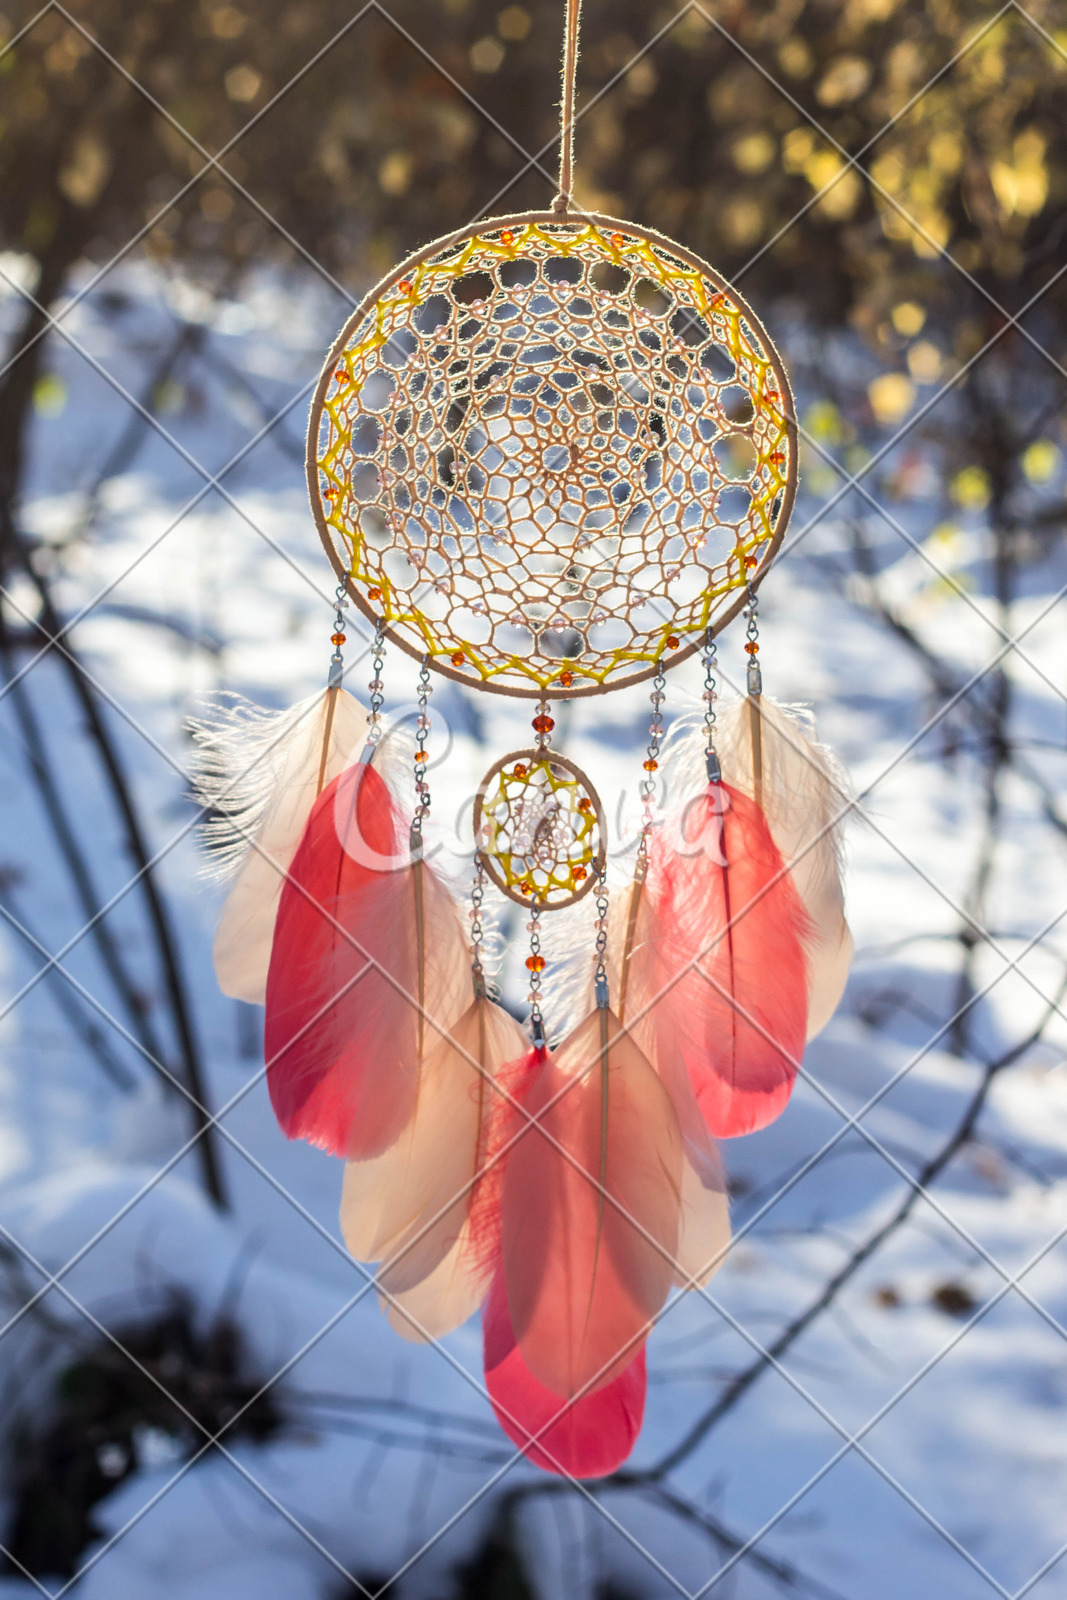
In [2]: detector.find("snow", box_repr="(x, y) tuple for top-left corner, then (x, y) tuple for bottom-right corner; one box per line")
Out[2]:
(0, 254), (1065, 1598)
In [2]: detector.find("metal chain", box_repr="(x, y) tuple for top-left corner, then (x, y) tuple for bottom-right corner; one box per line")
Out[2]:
(366, 618), (386, 748)
(327, 581), (347, 688)
(593, 873), (610, 1010)
(639, 661), (666, 839)
(702, 627), (722, 783)
(469, 855), (488, 999)
(744, 581), (762, 698)
(411, 655), (432, 834)
(525, 904), (546, 1048)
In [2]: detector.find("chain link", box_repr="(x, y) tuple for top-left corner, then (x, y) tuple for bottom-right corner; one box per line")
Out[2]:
(639, 661), (666, 840)
(744, 581), (762, 698)
(326, 581), (348, 688)
(525, 904), (546, 1047)
(365, 618), (386, 748)
(702, 627), (722, 783)
(469, 856), (488, 998)
(411, 655), (432, 834)
(593, 873), (610, 1010)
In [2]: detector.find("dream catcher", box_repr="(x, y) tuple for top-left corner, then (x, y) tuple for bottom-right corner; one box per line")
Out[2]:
(194, 0), (853, 1480)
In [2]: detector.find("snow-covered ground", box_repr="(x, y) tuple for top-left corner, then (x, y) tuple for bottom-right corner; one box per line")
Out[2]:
(0, 255), (1065, 1599)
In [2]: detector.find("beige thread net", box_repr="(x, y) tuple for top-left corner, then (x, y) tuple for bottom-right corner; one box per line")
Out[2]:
(474, 749), (605, 909)
(312, 217), (794, 698)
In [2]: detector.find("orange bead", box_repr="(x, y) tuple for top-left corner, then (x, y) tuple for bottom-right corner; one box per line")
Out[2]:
(520, 881), (533, 896)
(330, 632), (346, 646)
(513, 763), (528, 778)
(334, 367), (346, 381)
(745, 641), (759, 655)
(571, 865), (587, 881)
(559, 669), (574, 687)
(532, 713), (555, 734)
(451, 651), (465, 667)
(611, 231), (625, 249)
(501, 229), (515, 246)
(368, 586), (382, 601)
(322, 487), (334, 499)
(643, 758), (659, 772)
(398, 277), (413, 293)
(525, 954), (546, 973)
(577, 797), (592, 813)
(414, 749), (428, 763)
(666, 635), (679, 649)
(744, 555), (758, 570)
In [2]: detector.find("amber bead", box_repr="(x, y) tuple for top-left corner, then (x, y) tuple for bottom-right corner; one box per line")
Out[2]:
(414, 749), (428, 763)
(577, 797), (592, 813)
(571, 865), (587, 881)
(367, 586), (382, 601)
(745, 642), (759, 655)
(513, 763), (528, 778)
(451, 651), (465, 667)
(398, 278), (413, 293)
(611, 231), (625, 249)
(643, 758), (659, 772)
(525, 954), (546, 973)
(666, 635), (679, 649)
(744, 555), (758, 570)
(532, 713), (555, 734)
(334, 367), (346, 381)
(330, 632), (346, 646)
(559, 670), (574, 687)
(501, 229), (515, 246)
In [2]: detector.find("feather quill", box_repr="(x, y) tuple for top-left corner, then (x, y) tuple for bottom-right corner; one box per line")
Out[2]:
(264, 759), (471, 1158)
(189, 688), (372, 1003)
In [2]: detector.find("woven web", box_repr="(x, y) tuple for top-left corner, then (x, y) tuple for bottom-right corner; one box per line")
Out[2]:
(476, 750), (603, 907)
(312, 217), (794, 697)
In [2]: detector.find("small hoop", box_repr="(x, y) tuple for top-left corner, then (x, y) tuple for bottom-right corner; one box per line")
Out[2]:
(473, 747), (607, 910)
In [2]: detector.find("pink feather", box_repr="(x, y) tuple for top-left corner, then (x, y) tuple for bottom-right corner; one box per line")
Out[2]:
(642, 781), (811, 1138)
(483, 1271), (646, 1478)
(264, 760), (469, 1158)
(497, 1015), (681, 1400)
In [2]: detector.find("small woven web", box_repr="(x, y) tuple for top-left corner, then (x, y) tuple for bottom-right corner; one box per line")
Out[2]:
(478, 753), (600, 907)
(314, 219), (792, 696)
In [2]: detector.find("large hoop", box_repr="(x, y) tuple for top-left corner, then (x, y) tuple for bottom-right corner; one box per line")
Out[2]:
(307, 211), (797, 700)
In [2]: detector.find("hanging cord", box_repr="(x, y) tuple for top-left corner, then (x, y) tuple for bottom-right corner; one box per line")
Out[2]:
(552, 0), (583, 214)
(526, 904), (547, 1048)
(702, 627), (721, 784)
(743, 583), (763, 808)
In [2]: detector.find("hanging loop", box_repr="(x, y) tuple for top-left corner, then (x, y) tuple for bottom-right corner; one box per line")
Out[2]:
(552, 0), (583, 213)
